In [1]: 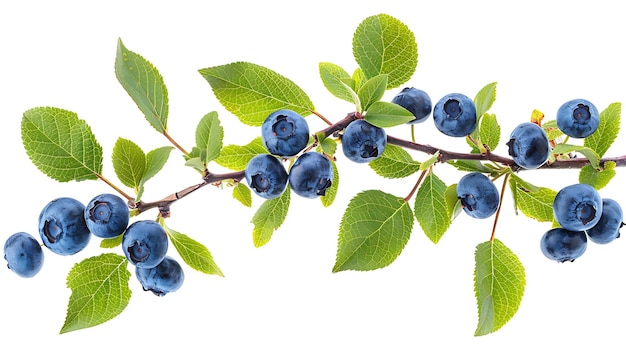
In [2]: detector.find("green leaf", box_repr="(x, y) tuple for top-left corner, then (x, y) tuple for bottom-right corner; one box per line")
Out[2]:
(352, 67), (366, 91)
(199, 62), (315, 126)
(333, 190), (413, 272)
(419, 151), (440, 171)
(319, 62), (358, 105)
(364, 101), (415, 127)
(542, 119), (564, 141)
(320, 159), (339, 208)
(233, 182), (253, 207)
(414, 172), (450, 244)
(444, 184), (463, 220)
(215, 137), (268, 171)
(115, 38), (168, 132)
(318, 134), (338, 157)
(21, 107), (103, 182)
(112, 138), (146, 192)
(353, 14), (417, 89)
(163, 223), (224, 277)
(474, 239), (525, 336)
(358, 74), (388, 111)
(61, 253), (131, 333)
(579, 162), (617, 190)
(479, 114), (501, 152)
(474, 82), (497, 118)
(584, 102), (621, 157)
(447, 160), (492, 173)
(509, 174), (557, 222)
(251, 187), (291, 247)
(137, 146), (173, 201)
(195, 111), (224, 164)
(369, 144), (420, 179)
(552, 144), (600, 169)
(100, 235), (122, 249)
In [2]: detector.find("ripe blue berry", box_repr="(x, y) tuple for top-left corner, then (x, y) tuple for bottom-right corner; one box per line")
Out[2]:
(4, 232), (44, 278)
(506, 122), (551, 169)
(391, 87), (432, 124)
(38, 197), (91, 255)
(341, 119), (387, 163)
(586, 198), (623, 244)
(122, 220), (169, 269)
(135, 256), (184, 296)
(261, 109), (310, 157)
(84, 193), (130, 238)
(245, 154), (288, 199)
(553, 183), (602, 231)
(456, 172), (500, 219)
(540, 227), (587, 262)
(288, 152), (333, 199)
(432, 93), (477, 137)
(556, 98), (600, 138)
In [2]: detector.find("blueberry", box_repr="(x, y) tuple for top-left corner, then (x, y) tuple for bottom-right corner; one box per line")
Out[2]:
(432, 93), (477, 137)
(135, 256), (184, 296)
(245, 154), (288, 199)
(506, 122), (551, 169)
(4, 232), (44, 278)
(122, 220), (168, 269)
(391, 87), (432, 124)
(341, 119), (387, 163)
(553, 183), (602, 231)
(540, 227), (587, 262)
(288, 152), (333, 199)
(456, 172), (500, 219)
(261, 109), (310, 157)
(84, 193), (130, 238)
(38, 197), (91, 255)
(586, 198), (623, 244)
(556, 98), (600, 138)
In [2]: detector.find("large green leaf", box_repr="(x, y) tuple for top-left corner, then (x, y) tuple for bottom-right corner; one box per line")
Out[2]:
(352, 14), (417, 89)
(162, 222), (224, 277)
(474, 239), (525, 336)
(251, 187), (291, 247)
(579, 162), (617, 190)
(509, 174), (557, 222)
(115, 38), (168, 132)
(214, 137), (268, 171)
(369, 144), (421, 179)
(22, 107), (103, 182)
(61, 254), (131, 333)
(364, 101), (415, 128)
(414, 172), (450, 244)
(199, 62), (315, 126)
(333, 190), (413, 272)
(584, 102), (621, 157)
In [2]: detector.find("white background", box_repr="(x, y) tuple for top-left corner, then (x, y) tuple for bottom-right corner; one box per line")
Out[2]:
(1, 1), (625, 350)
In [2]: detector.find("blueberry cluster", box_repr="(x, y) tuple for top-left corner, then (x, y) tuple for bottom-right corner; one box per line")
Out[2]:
(541, 184), (624, 262)
(246, 109), (334, 199)
(4, 193), (184, 296)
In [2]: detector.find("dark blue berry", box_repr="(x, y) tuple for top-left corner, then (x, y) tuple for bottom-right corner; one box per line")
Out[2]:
(245, 154), (288, 199)
(540, 227), (587, 262)
(391, 87), (432, 124)
(122, 220), (168, 269)
(553, 183), (602, 231)
(261, 109), (310, 157)
(341, 119), (387, 163)
(432, 93), (477, 137)
(506, 122), (551, 169)
(38, 197), (91, 255)
(288, 152), (333, 199)
(84, 193), (130, 238)
(556, 98), (600, 138)
(4, 232), (44, 278)
(135, 256), (184, 296)
(456, 172), (500, 219)
(586, 198), (623, 244)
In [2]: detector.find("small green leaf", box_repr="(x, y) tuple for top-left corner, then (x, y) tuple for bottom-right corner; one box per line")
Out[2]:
(233, 182), (253, 207)
(474, 82), (497, 118)
(163, 223), (224, 277)
(542, 120), (564, 141)
(100, 235), (122, 249)
(333, 190), (413, 272)
(474, 239), (525, 336)
(414, 172), (450, 244)
(115, 38), (168, 132)
(552, 144), (600, 169)
(579, 162), (617, 190)
(353, 14), (417, 89)
(317, 132), (338, 157)
(199, 62), (315, 126)
(143, 146), (174, 182)
(319, 62), (358, 105)
(358, 74), (388, 111)
(112, 138), (146, 192)
(22, 107), (103, 182)
(584, 102), (621, 157)
(444, 184), (463, 220)
(479, 114), (501, 152)
(509, 174), (556, 222)
(352, 67), (366, 91)
(447, 160), (492, 173)
(419, 151), (439, 171)
(364, 101), (415, 128)
(61, 254), (131, 333)
(195, 111), (224, 164)
(215, 137), (268, 171)
(369, 144), (420, 179)
(251, 187), (291, 247)
(320, 160), (339, 208)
